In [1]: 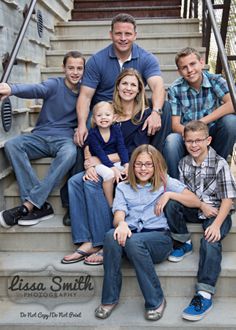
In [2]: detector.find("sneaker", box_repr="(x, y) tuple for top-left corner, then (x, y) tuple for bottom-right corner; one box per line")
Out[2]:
(18, 202), (54, 226)
(0, 205), (29, 228)
(182, 294), (213, 321)
(168, 242), (193, 262)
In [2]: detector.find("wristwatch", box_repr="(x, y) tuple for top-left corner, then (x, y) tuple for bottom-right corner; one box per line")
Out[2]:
(152, 108), (163, 115)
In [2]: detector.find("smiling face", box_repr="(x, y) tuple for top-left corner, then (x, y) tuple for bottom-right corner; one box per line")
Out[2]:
(134, 152), (154, 186)
(184, 130), (212, 164)
(63, 57), (84, 90)
(93, 102), (114, 129)
(117, 74), (139, 102)
(177, 53), (204, 90)
(110, 22), (137, 59)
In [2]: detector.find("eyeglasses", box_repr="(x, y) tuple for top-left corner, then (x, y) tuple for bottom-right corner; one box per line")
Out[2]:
(185, 136), (209, 145)
(134, 162), (154, 168)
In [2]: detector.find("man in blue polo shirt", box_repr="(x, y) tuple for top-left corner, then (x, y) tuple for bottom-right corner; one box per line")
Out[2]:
(75, 13), (170, 149)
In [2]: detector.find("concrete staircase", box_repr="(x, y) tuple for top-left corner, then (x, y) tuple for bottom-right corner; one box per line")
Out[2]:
(1, 16), (236, 329)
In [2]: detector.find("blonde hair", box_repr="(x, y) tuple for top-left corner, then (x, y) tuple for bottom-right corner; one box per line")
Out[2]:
(183, 120), (209, 138)
(113, 68), (149, 124)
(175, 47), (202, 68)
(128, 144), (167, 192)
(91, 101), (114, 128)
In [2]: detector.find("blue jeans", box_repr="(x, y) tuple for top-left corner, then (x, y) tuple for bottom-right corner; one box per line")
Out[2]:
(4, 133), (77, 208)
(68, 172), (113, 246)
(101, 229), (172, 309)
(162, 114), (236, 178)
(164, 200), (232, 294)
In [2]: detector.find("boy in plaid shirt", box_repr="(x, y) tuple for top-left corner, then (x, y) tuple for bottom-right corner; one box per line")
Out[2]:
(165, 120), (236, 321)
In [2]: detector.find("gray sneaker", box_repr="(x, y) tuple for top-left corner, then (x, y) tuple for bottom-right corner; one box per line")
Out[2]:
(18, 202), (54, 226)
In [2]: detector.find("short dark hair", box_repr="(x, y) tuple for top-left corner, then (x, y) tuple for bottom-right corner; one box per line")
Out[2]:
(175, 47), (202, 68)
(63, 51), (86, 66)
(111, 13), (136, 31)
(184, 120), (209, 138)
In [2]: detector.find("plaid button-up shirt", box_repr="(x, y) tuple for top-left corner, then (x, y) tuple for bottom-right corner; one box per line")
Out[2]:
(168, 71), (229, 126)
(179, 147), (236, 219)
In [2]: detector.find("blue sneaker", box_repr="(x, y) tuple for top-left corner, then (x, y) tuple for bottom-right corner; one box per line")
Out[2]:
(182, 294), (213, 321)
(168, 242), (192, 262)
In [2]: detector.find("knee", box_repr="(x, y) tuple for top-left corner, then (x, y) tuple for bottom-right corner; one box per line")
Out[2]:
(164, 200), (182, 214)
(217, 114), (236, 133)
(200, 237), (221, 253)
(104, 229), (117, 249)
(164, 133), (182, 150)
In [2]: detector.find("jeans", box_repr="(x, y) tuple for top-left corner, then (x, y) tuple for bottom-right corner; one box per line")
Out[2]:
(68, 172), (113, 246)
(162, 114), (236, 178)
(164, 200), (232, 294)
(101, 229), (172, 309)
(150, 100), (172, 152)
(60, 146), (84, 208)
(4, 133), (77, 208)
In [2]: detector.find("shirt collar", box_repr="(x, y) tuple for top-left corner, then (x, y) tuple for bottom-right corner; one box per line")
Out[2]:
(191, 146), (217, 168)
(108, 43), (139, 60)
(174, 71), (211, 92)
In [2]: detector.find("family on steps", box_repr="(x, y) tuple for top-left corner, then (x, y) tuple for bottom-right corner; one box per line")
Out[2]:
(0, 13), (235, 323)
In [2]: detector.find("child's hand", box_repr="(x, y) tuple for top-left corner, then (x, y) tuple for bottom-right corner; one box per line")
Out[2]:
(112, 167), (122, 184)
(204, 223), (221, 242)
(113, 222), (132, 246)
(200, 202), (218, 218)
(155, 192), (171, 216)
(84, 156), (101, 169)
(83, 167), (99, 182)
(120, 163), (129, 180)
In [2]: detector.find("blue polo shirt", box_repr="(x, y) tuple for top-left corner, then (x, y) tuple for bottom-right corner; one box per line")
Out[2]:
(82, 43), (161, 106)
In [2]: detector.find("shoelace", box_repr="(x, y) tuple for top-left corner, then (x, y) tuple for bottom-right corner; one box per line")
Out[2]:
(190, 295), (203, 311)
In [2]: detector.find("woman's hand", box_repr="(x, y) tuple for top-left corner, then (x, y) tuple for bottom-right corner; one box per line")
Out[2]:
(83, 167), (99, 182)
(113, 222), (132, 246)
(84, 156), (101, 169)
(155, 192), (171, 216)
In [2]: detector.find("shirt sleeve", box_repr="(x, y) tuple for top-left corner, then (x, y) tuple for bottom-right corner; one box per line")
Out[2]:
(112, 183), (129, 215)
(167, 86), (181, 116)
(113, 126), (129, 164)
(81, 56), (100, 90)
(211, 75), (229, 100)
(10, 78), (57, 100)
(142, 52), (161, 81)
(166, 175), (186, 193)
(216, 163), (236, 200)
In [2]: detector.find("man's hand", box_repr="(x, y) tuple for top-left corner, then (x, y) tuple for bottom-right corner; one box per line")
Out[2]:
(75, 124), (88, 147)
(204, 222), (221, 243)
(142, 111), (161, 136)
(83, 167), (99, 182)
(0, 83), (11, 101)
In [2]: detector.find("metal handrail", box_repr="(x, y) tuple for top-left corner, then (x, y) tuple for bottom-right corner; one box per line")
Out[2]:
(205, 0), (236, 111)
(0, 0), (37, 83)
(183, 0), (236, 111)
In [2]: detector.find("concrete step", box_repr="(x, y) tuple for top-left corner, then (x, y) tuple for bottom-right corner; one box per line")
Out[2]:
(0, 250), (236, 298)
(49, 32), (202, 51)
(54, 18), (200, 35)
(0, 214), (235, 252)
(0, 296), (235, 329)
(46, 47), (206, 67)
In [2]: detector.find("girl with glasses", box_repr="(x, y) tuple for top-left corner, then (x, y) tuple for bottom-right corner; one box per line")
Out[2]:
(95, 144), (200, 321)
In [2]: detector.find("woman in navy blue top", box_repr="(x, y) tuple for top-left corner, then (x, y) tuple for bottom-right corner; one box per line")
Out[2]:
(61, 68), (152, 265)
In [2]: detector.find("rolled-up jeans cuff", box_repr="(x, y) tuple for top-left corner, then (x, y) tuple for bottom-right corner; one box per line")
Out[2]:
(170, 232), (191, 243)
(196, 282), (216, 295)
